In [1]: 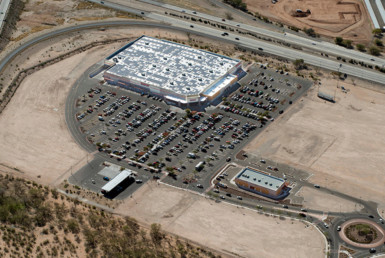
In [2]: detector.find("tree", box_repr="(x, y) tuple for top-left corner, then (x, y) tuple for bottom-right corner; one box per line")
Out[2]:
(293, 59), (305, 70)
(344, 40), (353, 49)
(165, 167), (174, 172)
(369, 46), (381, 56)
(67, 219), (80, 234)
(150, 223), (164, 245)
(303, 27), (316, 37)
(335, 37), (344, 46)
(374, 39), (383, 47)
(224, 0), (247, 11)
(185, 108), (192, 118)
(372, 28), (383, 37)
(356, 44), (366, 52)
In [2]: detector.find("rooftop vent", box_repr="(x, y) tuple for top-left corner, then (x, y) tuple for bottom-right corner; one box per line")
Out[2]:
(186, 87), (190, 91)
(269, 184), (272, 186)
(265, 182), (268, 185)
(166, 68), (170, 71)
(153, 64), (156, 67)
(188, 63), (192, 66)
(198, 56), (202, 59)
(253, 178), (256, 181)
(182, 73), (186, 76)
(141, 73), (146, 76)
(145, 42), (149, 45)
(170, 82), (174, 85)
(118, 56), (122, 59)
(209, 70), (213, 73)
(258, 180), (261, 182)
(164, 57), (168, 60)
(198, 78), (202, 81)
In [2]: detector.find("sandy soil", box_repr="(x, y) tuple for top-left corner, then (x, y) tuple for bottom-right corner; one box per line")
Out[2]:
(10, 0), (135, 41)
(296, 187), (363, 213)
(0, 45), (120, 185)
(245, 0), (372, 43)
(244, 75), (385, 210)
(116, 181), (326, 258)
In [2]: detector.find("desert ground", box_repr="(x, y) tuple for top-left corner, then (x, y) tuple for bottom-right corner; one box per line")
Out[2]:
(245, 0), (372, 43)
(295, 186), (363, 213)
(244, 75), (385, 214)
(116, 181), (326, 258)
(9, 0), (137, 41)
(0, 46), (109, 185)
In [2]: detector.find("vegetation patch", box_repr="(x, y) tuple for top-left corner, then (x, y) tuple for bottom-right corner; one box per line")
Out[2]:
(0, 173), (218, 257)
(344, 223), (379, 244)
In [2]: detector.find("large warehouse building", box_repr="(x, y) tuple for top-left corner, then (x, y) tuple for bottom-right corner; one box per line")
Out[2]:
(234, 168), (290, 200)
(103, 35), (246, 110)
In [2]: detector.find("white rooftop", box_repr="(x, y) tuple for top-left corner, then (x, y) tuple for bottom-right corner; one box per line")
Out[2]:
(101, 169), (132, 192)
(105, 36), (240, 96)
(237, 168), (285, 191)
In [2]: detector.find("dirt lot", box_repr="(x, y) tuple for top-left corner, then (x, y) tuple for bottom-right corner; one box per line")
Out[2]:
(244, 75), (385, 211)
(296, 186), (363, 213)
(116, 181), (326, 258)
(245, 0), (372, 43)
(0, 46), (114, 185)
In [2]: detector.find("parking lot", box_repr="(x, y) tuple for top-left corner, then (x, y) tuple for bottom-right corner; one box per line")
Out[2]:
(70, 63), (312, 198)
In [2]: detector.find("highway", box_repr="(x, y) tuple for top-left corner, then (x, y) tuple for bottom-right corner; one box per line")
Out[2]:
(90, 0), (385, 85)
(134, 0), (385, 68)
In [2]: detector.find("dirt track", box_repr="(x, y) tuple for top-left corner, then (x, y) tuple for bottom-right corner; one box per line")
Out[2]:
(245, 0), (372, 43)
